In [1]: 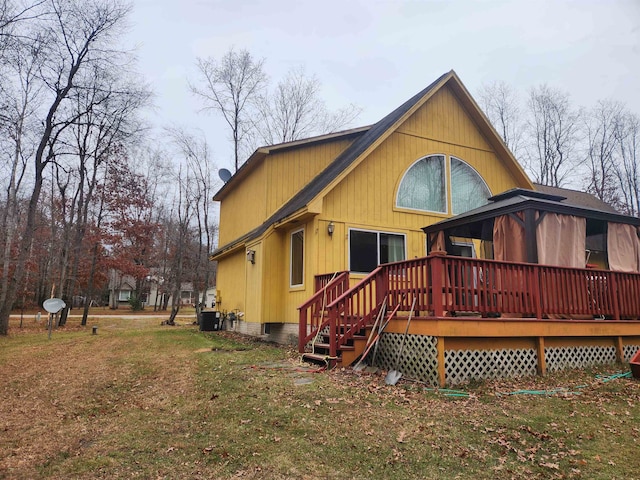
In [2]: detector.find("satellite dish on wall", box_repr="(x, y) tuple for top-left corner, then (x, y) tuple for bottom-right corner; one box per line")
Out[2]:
(43, 298), (66, 314)
(218, 168), (232, 183)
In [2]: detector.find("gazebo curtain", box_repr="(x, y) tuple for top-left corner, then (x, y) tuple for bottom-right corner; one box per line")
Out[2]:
(607, 223), (640, 272)
(493, 214), (526, 262)
(536, 213), (586, 267)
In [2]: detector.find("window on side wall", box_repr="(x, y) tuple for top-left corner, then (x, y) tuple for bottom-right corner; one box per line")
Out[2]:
(290, 228), (304, 287)
(349, 229), (406, 273)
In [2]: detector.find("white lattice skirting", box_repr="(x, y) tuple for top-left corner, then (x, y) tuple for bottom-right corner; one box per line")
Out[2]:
(375, 333), (439, 386)
(374, 334), (639, 387)
(545, 345), (617, 373)
(445, 348), (538, 386)
(623, 344), (640, 361)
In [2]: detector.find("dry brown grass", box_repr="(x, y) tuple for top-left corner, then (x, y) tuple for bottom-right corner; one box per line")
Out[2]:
(1, 317), (639, 479)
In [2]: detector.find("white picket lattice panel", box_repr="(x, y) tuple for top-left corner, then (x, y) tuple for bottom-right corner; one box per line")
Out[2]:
(623, 344), (640, 362)
(545, 345), (617, 372)
(375, 333), (439, 386)
(445, 348), (538, 386)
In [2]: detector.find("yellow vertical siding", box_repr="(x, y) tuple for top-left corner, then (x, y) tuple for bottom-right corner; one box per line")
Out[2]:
(216, 250), (246, 312)
(217, 138), (354, 246)
(218, 162), (267, 245)
(264, 139), (353, 218)
(261, 231), (285, 323)
(276, 220), (318, 324)
(245, 241), (263, 323)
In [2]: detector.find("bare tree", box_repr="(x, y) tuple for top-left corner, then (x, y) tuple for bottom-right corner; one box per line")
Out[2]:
(0, 31), (45, 312)
(164, 165), (194, 325)
(191, 47), (267, 172)
(54, 68), (150, 325)
(614, 112), (640, 216)
(525, 85), (582, 187)
(583, 100), (624, 207)
(251, 66), (361, 147)
(477, 80), (524, 159)
(0, 0), (134, 335)
(166, 127), (219, 321)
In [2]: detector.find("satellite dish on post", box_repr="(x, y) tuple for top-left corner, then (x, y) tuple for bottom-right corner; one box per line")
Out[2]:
(43, 298), (66, 314)
(218, 168), (232, 183)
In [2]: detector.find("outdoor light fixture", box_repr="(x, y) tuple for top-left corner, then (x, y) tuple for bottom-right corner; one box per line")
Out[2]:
(327, 221), (335, 236)
(247, 249), (256, 264)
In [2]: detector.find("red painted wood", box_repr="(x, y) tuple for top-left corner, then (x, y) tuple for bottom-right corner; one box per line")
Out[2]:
(300, 255), (640, 361)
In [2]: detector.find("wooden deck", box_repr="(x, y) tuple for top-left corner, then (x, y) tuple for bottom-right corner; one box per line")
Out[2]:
(299, 254), (640, 385)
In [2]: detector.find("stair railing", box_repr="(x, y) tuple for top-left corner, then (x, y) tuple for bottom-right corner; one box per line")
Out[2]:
(326, 266), (388, 358)
(298, 271), (350, 353)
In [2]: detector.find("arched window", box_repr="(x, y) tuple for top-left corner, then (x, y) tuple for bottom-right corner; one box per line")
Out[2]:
(450, 157), (491, 214)
(396, 155), (490, 215)
(396, 155), (446, 213)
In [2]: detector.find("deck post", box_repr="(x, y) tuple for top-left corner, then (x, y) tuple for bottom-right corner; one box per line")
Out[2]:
(298, 309), (307, 353)
(375, 267), (388, 307)
(329, 307), (337, 360)
(437, 336), (446, 387)
(536, 336), (546, 376)
(610, 274), (621, 320)
(531, 267), (542, 320)
(615, 336), (624, 362)
(430, 251), (446, 317)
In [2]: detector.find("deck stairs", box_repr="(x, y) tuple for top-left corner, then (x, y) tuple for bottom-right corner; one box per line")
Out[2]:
(299, 267), (395, 369)
(301, 315), (373, 368)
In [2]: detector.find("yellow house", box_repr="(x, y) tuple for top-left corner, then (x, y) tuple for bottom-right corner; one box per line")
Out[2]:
(210, 70), (533, 342)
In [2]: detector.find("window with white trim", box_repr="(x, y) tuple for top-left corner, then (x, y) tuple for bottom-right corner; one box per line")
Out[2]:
(118, 290), (132, 301)
(397, 155), (490, 214)
(349, 229), (406, 273)
(290, 228), (304, 286)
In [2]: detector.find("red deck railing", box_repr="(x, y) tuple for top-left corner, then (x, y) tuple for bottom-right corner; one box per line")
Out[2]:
(298, 271), (350, 352)
(298, 254), (640, 357)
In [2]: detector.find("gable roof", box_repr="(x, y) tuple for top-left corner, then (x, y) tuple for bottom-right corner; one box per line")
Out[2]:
(211, 70), (533, 259)
(213, 125), (371, 201)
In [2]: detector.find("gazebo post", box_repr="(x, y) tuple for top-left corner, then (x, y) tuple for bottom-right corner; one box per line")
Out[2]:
(524, 208), (538, 264)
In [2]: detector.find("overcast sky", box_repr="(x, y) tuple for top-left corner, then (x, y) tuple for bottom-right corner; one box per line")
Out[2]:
(127, 0), (640, 174)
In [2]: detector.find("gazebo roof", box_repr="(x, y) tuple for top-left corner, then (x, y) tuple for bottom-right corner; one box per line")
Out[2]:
(422, 188), (640, 240)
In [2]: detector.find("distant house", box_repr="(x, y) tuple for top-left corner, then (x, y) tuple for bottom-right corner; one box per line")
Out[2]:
(108, 270), (212, 310)
(210, 70), (533, 341)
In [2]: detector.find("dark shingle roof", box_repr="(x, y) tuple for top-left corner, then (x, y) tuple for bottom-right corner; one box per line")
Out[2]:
(212, 71), (451, 258)
(422, 188), (639, 238)
(533, 183), (618, 213)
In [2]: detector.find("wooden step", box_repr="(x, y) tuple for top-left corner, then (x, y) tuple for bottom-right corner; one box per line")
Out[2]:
(301, 352), (336, 368)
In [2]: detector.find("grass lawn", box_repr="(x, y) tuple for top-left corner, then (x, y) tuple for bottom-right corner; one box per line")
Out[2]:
(1, 315), (639, 479)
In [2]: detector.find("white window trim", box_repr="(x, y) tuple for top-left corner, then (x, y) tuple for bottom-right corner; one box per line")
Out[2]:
(290, 227), (304, 288)
(395, 154), (448, 214)
(348, 227), (407, 274)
